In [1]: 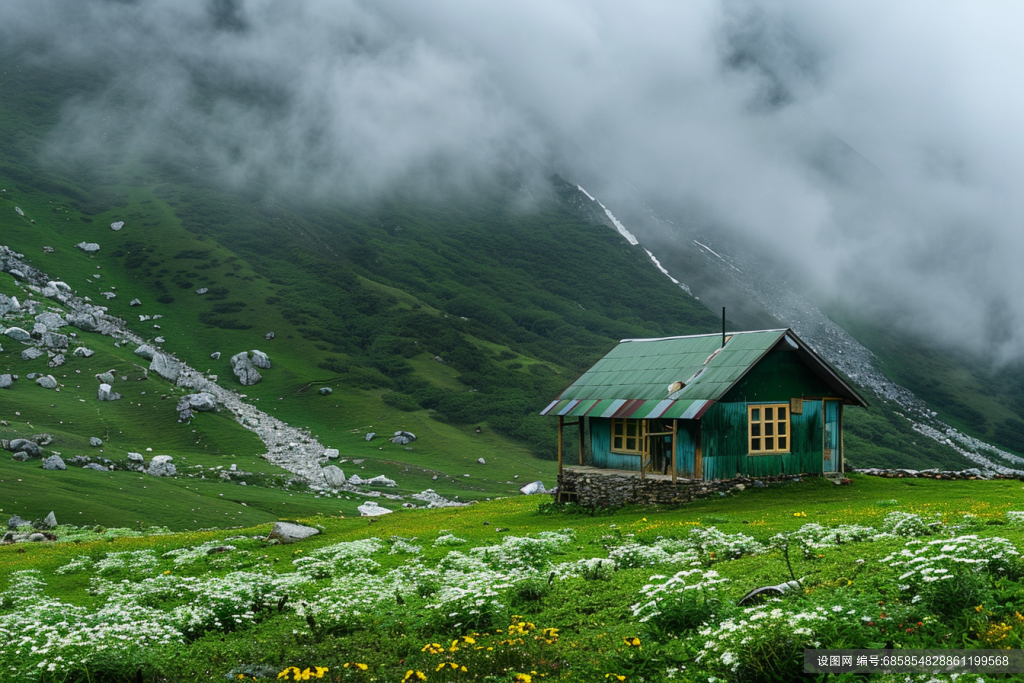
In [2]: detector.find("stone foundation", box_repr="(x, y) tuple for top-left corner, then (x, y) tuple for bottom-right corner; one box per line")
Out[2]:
(555, 466), (810, 507)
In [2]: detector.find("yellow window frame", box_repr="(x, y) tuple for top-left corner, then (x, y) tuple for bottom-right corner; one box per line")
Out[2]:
(611, 418), (643, 455)
(748, 403), (791, 455)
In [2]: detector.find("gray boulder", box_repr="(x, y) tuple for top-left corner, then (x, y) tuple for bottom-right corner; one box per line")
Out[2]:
(324, 448), (340, 459)
(189, 392), (217, 411)
(66, 311), (102, 332)
(477, 458), (486, 465)
(43, 511), (57, 528)
(97, 383), (121, 401)
(390, 431), (417, 445)
(48, 354), (65, 368)
(95, 371), (115, 384)
(126, 452), (145, 471)
(195, 287), (209, 295)
(89, 437), (103, 447)
(83, 463), (109, 471)
(250, 350), (271, 369)
(149, 353), (181, 382)
(365, 475), (397, 487)
(42, 455), (66, 471)
(8, 515), (26, 529)
(147, 455), (176, 477)
(35, 312), (67, 329)
(322, 465), (346, 488)
(12, 452), (30, 462)
(8, 439), (41, 457)
(210, 351), (221, 360)
(265, 331), (275, 340)
(73, 347), (95, 358)
(134, 344), (156, 360)
(35, 375), (57, 389)
(365, 432), (375, 442)
(4, 327), (31, 341)
(230, 352), (262, 386)
(129, 298), (141, 306)
(519, 481), (548, 495)
(32, 434), (54, 446)
(75, 242), (100, 253)
(268, 521), (320, 543)
(21, 347), (44, 361)
(319, 387), (333, 395)
(41, 332), (69, 349)
(111, 221), (124, 231)
(0, 374), (11, 389)
(27, 533), (47, 542)
(358, 501), (393, 517)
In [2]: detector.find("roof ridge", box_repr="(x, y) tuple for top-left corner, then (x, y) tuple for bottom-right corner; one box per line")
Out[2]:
(619, 329), (788, 343)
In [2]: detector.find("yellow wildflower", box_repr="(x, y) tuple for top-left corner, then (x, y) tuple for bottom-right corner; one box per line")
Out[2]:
(623, 636), (641, 648)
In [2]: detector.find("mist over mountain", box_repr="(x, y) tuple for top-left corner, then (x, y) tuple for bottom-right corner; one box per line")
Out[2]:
(4, 1), (1024, 362)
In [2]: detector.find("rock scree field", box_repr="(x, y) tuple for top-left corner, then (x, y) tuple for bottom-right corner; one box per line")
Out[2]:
(4, 475), (1024, 682)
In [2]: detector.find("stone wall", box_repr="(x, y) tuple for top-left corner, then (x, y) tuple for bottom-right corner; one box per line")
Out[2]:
(556, 468), (811, 507)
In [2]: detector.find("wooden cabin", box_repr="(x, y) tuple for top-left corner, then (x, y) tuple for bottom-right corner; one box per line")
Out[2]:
(542, 329), (868, 482)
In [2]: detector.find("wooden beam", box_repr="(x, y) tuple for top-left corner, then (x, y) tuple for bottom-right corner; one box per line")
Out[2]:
(557, 415), (563, 475)
(578, 417), (585, 466)
(671, 419), (678, 484)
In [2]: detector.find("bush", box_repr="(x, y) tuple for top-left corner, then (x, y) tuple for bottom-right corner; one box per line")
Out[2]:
(381, 392), (420, 412)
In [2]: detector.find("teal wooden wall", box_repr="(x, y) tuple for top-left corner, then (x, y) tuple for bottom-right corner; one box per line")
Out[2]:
(721, 350), (841, 403)
(590, 418), (699, 474)
(701, 400), (824, 480)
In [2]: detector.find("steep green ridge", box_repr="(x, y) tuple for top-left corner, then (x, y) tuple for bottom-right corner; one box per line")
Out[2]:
(831, 310), (1024, 457)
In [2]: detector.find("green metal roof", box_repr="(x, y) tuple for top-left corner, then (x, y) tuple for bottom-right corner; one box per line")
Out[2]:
(557, 329), (788, 403)
(542, 329), (868, 417)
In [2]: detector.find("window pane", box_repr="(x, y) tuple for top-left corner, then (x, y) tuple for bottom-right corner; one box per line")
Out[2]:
(778, 406), (787, 419)
(765, 437), (774, 450)
(751, 408), (760, 421)
(614, 437), (622, 449)
(765, 422), (774, 436)
(626, 422), (636, 437)
(626, 438), (636, 451)
(778, 437), (787, 450)
(765, 406), (774, 420)
(751, 438), (761, 451)
(778, 422), (786, 435)
(613, 421), (622, 436)
(751, 424), (761, 437)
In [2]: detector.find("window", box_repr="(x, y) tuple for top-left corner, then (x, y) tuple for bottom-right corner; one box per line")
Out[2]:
(611, 419), (643, 454)
(748, 404), (790, 454)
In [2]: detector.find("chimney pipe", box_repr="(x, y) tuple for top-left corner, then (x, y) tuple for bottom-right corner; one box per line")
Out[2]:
(722, 307), (726, 348)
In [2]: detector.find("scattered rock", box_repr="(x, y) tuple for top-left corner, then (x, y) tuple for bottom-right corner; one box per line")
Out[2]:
(126, 452), (145, 471)
(96, 371), (115, 384)
(89, 437), (103, 447)
(195, 287), (209, 295)
(35, 312), (67, 329)
(250, 350), (271, 369)
(365, 432), (375, 442)
(147, 455), (177, 477)
(83, 463), (109, 471)
(97, 383), (122, 401)
(129, 298), (141, 306)
(324, 448), (340, 459)
(8, 515), (26, 530)
(4, 327), (31, 341)
(12, 452), (30, 462)
(32, 434), (54, 446)
(411, 489), (470, 508)
(477, 458), (486, 465)
(322, 465), (346, 488)
(390, 431), (416, 445)
(21, 347), (44, 361)
(319, 387), (333, 395)
(41, 455), (66, 471)
(48, 354), (65, 368)
(15, 206), (24, 216)
(519, 481), (547, 495)
(134, 344), (156, 360)
(66, 311), (103, 332)
(27, 533), (47, 542)
(72, 347), (95, 358)
(41, 331), (68, 349)
(230, 352), (262, 386)
(210, 351), (221, 360)
(365, 475), (397, 487)
(150, 353), (181, 382)
(75, 242), (101, 254)
(268, 521), (320, 543)
(187, 392), (217, 412)
(358, 501), (393, 517)
(0, 374), (11, 389)
(8, 439), (41, 457)
(35, 375), (57, 389)
(110, 221), (124, 231)
(265, 331), (275, 340)
(42, 511), (57, 528)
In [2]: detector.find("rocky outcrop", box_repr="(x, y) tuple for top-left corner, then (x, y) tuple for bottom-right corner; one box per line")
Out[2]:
(230, 352), (262, 386)
(97, 383), (122, 401)
(41, 455), (66, 471)
(147, 455), (177, 477)
(322, 465), (346, 488)
(7, 439), (41, 457)
(250, 350), (271, 369)
(268, 522), (320, 543)
(35, 312), (66, 328)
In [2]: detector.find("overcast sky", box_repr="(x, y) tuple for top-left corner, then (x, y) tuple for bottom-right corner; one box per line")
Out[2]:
(6, 0), (1024, 362)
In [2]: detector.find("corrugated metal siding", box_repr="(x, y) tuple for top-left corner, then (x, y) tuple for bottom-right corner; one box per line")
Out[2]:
(699, 400), (824, 480)
(675, 421), (698, 477)
(588, 418), (641, 470)
(721, 350), (841, 403)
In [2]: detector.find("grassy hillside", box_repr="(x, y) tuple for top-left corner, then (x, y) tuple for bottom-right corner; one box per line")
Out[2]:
(4, 476), (1024, 681)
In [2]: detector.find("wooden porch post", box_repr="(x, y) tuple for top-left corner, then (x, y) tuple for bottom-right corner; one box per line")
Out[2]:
(671, 419), (678, 483)
(557, 415), (564, 475)
(578, 417), (585, 466)
(640, 420), (646, 480)
(695, 422), (703, 480)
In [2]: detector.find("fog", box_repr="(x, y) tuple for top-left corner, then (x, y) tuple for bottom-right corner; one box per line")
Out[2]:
(4, 1), (1024, 361)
